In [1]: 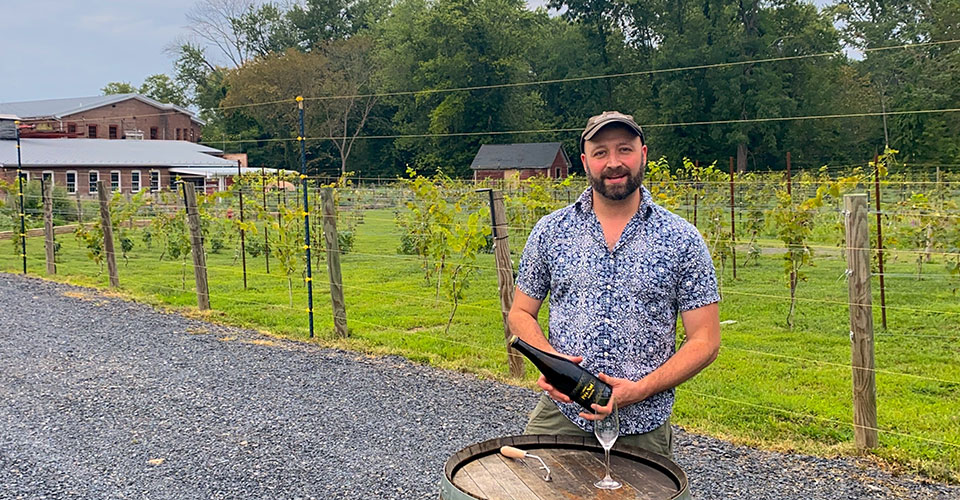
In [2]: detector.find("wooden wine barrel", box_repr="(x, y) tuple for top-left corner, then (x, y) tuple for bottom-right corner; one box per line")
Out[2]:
(441, 434), (690, 500)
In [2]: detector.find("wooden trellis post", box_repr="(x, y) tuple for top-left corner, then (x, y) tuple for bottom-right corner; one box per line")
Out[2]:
(261, 165), (270, 274)
(182, 182), (210, 310)
(236, 160), (247, 289)
(42, 179), (56, 275)
(479, 188), (524, 378)
(321, 187), (347, 338)
(97, 180), (119, 288)
(844, 193), (878, 450)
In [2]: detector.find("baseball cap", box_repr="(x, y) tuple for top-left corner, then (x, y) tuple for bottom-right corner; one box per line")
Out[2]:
(579, 111), (645, 153)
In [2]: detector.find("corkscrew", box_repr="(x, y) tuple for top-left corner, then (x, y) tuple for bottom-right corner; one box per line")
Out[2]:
(500, 446), (552, 482)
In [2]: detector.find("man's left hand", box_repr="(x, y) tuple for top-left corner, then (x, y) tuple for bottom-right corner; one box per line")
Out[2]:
(578, 372), (648, 421)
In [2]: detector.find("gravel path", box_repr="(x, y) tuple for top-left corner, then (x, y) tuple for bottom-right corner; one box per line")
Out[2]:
(0, 273), (956, 500)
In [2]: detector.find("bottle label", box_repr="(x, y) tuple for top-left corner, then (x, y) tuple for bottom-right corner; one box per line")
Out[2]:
(572, 373), (597, 404)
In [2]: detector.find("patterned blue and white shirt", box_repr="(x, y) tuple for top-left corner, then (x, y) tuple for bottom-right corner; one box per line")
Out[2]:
(516, 186), (720, 434)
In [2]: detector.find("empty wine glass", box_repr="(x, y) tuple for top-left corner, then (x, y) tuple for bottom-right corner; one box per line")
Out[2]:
(593, 401), (621, 490)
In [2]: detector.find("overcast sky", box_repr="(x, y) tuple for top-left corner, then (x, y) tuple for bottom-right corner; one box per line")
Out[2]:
(1, 1), (196, 103)
(0, 0), (831, 104)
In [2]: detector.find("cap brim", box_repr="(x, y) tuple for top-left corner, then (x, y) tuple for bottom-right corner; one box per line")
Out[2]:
(580, 118), (644, 153)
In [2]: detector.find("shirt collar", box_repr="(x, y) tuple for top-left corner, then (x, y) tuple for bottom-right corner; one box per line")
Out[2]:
(575, 185), (654, 220)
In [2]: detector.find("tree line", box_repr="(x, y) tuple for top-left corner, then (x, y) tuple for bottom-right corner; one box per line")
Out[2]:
(106, 0), (960, 178)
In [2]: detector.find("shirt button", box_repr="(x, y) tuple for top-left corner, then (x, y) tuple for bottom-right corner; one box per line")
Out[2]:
(606, 284), (612, 291)
(604, 352), (609, 357)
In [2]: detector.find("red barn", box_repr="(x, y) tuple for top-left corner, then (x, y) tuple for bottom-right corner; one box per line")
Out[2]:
(470, 142), (572, 181)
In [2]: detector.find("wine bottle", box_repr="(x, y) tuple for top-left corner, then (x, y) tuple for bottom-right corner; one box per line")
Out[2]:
(508, 335), (611, 410)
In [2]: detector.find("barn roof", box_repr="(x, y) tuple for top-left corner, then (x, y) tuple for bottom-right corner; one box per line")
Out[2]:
(469, 142), (571, 170)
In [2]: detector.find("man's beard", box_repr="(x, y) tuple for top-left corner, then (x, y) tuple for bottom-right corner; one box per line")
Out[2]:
(587, 166), (644, 201)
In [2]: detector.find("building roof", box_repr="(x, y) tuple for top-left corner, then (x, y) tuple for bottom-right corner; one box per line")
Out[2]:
(0, 94), (204, 125)
(169, 166), (285, 178)
(470, 142), (571, 170)
(0, 138), (234, 168)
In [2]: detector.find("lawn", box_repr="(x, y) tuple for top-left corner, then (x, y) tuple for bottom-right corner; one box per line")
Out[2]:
(2, 205), (958, 482)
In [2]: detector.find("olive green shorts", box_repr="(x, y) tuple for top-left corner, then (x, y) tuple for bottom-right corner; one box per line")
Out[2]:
(523, 393), (674, 458)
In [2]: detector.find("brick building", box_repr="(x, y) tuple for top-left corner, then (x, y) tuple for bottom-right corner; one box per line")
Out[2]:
(0, 94), (203, 142)
(469, 142), (572, 181)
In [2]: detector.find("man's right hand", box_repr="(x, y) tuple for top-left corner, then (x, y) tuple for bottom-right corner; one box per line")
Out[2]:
(537, 354), (583, 403)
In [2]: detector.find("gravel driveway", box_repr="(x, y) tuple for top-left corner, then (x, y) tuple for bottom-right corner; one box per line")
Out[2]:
(0, 273), (956, 500)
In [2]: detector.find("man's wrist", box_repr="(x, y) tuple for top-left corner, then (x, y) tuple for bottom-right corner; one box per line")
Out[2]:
(627, 378), (651, 406)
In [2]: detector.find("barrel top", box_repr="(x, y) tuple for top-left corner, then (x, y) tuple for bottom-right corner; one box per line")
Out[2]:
(443, 434), (687, 500)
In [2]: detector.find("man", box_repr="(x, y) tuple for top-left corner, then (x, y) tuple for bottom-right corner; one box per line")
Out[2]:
(507, 111), (721, 459)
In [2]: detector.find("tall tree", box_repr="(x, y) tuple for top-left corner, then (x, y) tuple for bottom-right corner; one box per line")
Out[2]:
(312, 36), (380, 176)
(183, 0), (259, 68)
(139, 74), (188, 107)
(174, 43), (228, 111)
(102, 75), (188, 107)
(221, 43), (379, 175)
(230, 2), (299, 57)
(833, 0), (960, 161)
(547, 0), (631, 108)
(620, 0), (851, 171)
(102, 82), (137, 95)
(375, 0), (554, 175)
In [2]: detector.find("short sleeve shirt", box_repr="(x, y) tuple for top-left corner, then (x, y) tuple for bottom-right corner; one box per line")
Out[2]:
(516, 186), (720, 434)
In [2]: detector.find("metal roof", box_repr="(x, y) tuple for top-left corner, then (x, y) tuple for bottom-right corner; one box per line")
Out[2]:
(0, 94), (204, 125)
(0, 138), (234, 168)
(469, 142), (571, 170)
(169, 167), (290, 178)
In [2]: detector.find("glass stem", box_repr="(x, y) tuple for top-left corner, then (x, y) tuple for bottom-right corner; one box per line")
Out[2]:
(604, 447), (612, 480)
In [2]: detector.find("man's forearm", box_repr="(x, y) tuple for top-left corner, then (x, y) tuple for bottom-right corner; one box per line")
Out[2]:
(628, 336), (719, 405)
(507, 311), (554, 354)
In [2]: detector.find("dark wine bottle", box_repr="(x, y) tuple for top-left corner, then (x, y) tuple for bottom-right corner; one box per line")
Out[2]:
(508, 335), (611, 410)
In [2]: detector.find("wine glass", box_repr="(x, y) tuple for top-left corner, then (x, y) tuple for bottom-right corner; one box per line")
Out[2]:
(593, 401), (621, 490)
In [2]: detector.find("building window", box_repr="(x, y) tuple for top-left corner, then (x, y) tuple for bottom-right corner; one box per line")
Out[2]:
(67, 123), (76, 134)
(556, 168), (561, 178)
(109, 125), (118, 139)
(150, 171), (160, 192)
(111, 171), (121, 192)
(66, 171), (77, 194)
(176, 128), (181, 140)
(88, 125), (97, 138)
(150, 127), (158, 140)
(131, 171), (141, 192)
(89, 171), (99, 193)
(42, 171), (54, 186)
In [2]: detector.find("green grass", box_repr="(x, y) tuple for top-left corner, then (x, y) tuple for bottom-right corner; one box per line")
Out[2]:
(2, 207), (959, 482)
